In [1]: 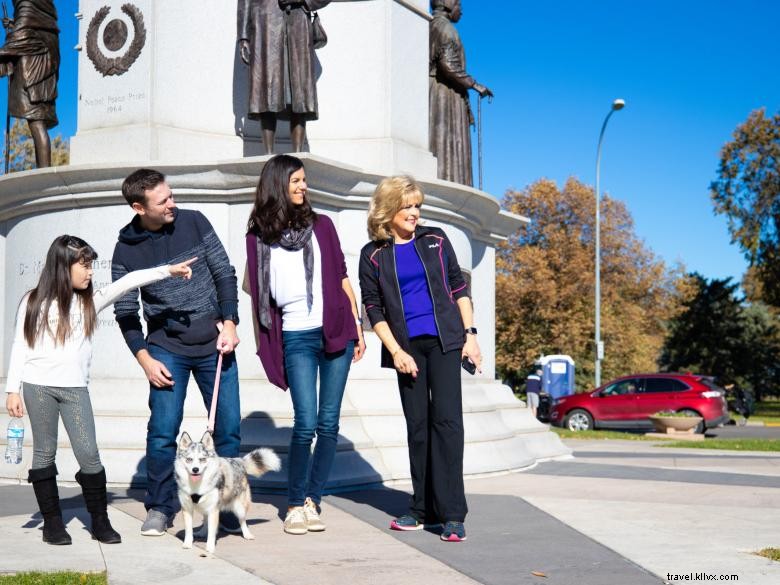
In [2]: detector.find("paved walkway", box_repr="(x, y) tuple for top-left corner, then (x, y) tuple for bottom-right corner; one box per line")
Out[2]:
(1, 439), (779, 585)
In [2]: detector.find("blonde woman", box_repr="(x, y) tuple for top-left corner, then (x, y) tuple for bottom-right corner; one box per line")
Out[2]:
(358, 176), (481, 542)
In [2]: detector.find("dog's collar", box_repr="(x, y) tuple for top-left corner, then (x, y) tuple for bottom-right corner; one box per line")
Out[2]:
(190, 493), (201, 504)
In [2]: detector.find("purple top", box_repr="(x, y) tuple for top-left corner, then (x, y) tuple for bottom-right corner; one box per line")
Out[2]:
(246, 215), (357, 390)
(394, 240), (438, 338)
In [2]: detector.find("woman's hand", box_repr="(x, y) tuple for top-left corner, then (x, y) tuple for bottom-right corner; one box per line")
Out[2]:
(462, 335), (482, 374)
(353, 332), (366, 363)
(393, 349), (419, 378)
(6, 393), (23, 417)
(169, 257), (197, 280)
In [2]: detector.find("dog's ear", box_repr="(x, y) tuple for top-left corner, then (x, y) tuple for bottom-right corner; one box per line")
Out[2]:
(201, 431), (214, 450)
(179, 432), (192, 450)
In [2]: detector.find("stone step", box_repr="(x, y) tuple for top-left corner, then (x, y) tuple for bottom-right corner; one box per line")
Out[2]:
(1, 379), (571, 487)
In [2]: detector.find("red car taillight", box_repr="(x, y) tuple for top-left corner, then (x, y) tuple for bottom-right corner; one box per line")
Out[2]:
(700, 391), (722, 398)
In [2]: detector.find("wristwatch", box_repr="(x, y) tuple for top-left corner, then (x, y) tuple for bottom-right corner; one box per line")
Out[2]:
(464, 327), (477, 335)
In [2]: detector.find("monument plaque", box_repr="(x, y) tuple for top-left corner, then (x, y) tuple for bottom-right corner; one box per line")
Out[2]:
(86, 3), (146, 77)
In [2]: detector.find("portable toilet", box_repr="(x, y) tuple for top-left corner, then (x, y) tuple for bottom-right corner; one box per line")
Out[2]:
(538, 355), (575, 400)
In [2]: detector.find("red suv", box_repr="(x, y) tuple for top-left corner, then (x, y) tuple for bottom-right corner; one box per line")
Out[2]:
(549, 373), (730, 433)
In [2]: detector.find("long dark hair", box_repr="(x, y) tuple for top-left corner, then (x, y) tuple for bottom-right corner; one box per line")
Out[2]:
(24, 235), (98, 347)
(246, 154), (316, 244)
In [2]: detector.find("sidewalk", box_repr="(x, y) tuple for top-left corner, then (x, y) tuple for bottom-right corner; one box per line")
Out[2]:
(1, 439), (779, 585)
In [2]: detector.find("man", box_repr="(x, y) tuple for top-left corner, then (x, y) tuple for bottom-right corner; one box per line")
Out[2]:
(525, 368), (543, 418)
(429, 0), (492, 185)
(112, 169), (241, 535)
(0, 0), (59, 168)
(237, 0), (331, 153)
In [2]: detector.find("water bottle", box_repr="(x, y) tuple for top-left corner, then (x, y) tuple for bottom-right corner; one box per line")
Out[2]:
(5, 418), (24, 464)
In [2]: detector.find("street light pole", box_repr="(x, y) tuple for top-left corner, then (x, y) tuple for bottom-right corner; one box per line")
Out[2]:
(594, 98), (625, 388)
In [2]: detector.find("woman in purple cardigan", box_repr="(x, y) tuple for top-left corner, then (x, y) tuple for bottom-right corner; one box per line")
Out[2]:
(245, 155), (365, 535)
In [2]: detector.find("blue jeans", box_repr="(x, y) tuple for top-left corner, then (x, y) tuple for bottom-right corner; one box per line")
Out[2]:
(283, 327), (353, 507)
(145, 344), (241, 516)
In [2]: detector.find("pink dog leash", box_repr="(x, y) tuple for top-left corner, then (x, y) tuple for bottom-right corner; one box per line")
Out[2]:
(206, 352), (223, 434)
(207, 323), (225, 434)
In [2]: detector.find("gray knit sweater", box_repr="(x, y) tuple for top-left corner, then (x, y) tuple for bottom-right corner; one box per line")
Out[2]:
(111, 209), (239, 358)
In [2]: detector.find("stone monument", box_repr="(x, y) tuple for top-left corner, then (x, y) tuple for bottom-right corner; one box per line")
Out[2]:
(1, 0), (569, 488)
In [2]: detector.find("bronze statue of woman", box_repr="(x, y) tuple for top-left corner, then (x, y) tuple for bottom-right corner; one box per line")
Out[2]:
(0, 0), (59, 169)
(238, 0), (331, 154)
(429, 0), (492, 186)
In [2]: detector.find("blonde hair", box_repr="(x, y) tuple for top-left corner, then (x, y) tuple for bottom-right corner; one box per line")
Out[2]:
(367, 175), (425, 241)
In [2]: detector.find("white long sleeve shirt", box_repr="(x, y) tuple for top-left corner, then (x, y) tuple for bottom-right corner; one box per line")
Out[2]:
(4, 265), (172, 393)
(269, 237), (324, 331)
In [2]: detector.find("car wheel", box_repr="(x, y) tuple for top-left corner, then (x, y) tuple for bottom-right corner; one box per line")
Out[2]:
(564, 409), (593, 432)
(678, 409), (704, 433)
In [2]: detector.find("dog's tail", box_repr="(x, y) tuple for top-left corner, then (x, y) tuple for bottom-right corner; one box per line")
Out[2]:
(243, 448), (282, 477)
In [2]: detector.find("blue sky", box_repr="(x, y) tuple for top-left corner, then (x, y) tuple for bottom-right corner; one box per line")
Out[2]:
(457, 0), (779, 283)
(5, 0), (779, 284)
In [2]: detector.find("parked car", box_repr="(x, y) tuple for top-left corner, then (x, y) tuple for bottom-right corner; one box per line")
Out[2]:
(549, 373), (730, 433)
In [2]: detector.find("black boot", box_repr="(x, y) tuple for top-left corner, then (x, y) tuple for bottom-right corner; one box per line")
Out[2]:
(75, 468), (121, 544)
(28, 465), (72, 545)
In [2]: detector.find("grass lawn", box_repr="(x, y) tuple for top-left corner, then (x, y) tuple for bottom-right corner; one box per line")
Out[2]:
(745, 400), (780, 425)
(551, 427), (663, 441)
(551, 426), (780, 451)
(0, 573), (107, 585)
(756, 548), (780, 562)
(659, 438), (780, 451)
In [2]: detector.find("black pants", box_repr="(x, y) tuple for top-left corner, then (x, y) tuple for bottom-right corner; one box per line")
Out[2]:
(397, 335), (467, 523)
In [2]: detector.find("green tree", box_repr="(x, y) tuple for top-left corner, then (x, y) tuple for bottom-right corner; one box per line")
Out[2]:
(711, 108), (780, 307)
(741, 303), (780, 400)
(660, 274), (780, 400)
(497, 178), (689, 391)
(1, 118), (69, 173)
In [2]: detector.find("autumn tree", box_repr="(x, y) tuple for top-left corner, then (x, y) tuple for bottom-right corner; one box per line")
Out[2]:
(497, 178), (690, 391)
(1, 117), (69, 173)
(711, 108), (780, 307)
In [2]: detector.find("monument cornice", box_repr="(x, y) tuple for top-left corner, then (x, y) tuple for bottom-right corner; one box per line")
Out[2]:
(0, 154), (527, 244)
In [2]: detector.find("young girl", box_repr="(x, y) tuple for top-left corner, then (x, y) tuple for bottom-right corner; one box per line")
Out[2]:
(245, 155), (365, 534)
(4, 235), (195, 545)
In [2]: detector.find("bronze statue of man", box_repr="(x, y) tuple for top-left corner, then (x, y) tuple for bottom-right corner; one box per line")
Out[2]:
(429, 0), (492, 186)
(238, 0), (331, 154)
(0, 0), (59, 169)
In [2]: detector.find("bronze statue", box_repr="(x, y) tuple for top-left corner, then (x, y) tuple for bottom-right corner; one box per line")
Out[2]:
(0, 0), (59, 169)
(238, 0), (331, 154)
(429, 0), (492, 186)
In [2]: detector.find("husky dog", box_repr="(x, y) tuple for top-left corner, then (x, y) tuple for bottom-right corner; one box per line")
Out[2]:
(174, 431), (281, 554)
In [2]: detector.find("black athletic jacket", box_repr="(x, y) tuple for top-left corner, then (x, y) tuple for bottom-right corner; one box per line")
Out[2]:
(358, 226), (470, 368)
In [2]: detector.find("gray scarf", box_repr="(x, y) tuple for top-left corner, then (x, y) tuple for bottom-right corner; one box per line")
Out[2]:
(256, 224), (314, 329)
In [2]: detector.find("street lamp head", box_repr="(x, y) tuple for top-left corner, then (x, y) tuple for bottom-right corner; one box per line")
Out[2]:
(612, 98), (626, 111)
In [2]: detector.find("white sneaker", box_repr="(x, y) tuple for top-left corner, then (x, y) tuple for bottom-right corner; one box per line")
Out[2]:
(283, 506), (307, 535)
(303, 497), (326, 532)
(140, 510), (171, 536)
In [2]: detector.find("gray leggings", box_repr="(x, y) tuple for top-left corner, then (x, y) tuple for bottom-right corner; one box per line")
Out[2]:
(22, 383), (103, 473)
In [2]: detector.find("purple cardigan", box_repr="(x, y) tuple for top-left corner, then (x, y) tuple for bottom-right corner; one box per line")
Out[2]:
(246, 214), (357, 390)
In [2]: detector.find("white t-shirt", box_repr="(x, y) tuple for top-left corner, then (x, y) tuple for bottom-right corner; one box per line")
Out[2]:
(4, 265), (172, 393)
(269, 237), (324, 331)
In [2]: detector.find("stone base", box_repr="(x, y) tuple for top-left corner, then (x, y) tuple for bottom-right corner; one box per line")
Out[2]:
(0, 378), (570, 487)
(0, 155), (555, 489)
